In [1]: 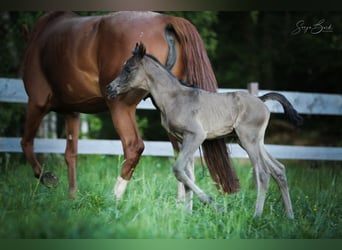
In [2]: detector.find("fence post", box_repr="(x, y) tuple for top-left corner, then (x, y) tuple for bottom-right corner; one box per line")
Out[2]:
(248, 82), (259, 96)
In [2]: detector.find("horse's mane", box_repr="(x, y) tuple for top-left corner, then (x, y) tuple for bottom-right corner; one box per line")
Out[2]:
(21, 11), (78, 75)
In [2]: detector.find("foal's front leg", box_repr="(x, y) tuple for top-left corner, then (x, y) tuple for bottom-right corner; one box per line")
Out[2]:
(177, 156), (195, 211)
(173, 133), (213, 206)
(184, 157), (195, 210)
(170, 138), (195, 211)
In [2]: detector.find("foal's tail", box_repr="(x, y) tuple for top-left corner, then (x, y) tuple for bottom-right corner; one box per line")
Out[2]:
(166, 15), (240, 194)
(259, 92), (303, 126)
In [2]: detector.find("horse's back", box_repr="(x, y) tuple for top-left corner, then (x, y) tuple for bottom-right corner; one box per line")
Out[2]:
(22, 11), (178, 112)
(230, 92), (270, 129)
(22, 12), (106, 111)
(196, 91), (269, 138)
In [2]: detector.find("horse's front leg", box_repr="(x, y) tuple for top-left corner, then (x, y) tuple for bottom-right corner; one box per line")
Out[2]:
(109, 101), (144, 200)
(64, 112), (80, 199)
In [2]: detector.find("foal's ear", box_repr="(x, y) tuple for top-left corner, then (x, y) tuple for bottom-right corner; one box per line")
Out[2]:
(133, 42), (146, 61)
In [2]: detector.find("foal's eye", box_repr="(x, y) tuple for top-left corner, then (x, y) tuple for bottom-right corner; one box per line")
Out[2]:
(123, 65), (131, 74)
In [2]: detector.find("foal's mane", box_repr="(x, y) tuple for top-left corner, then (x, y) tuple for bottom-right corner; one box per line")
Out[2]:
(143, 53), (197, 89)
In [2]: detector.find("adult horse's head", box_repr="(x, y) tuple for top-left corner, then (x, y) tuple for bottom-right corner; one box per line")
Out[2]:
(106, 42), (148, 99)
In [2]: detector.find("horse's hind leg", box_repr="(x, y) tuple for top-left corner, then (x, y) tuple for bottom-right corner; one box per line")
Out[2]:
(264, 150), (294, 218)
(21, 101), (58, 187)
(64, 112), (80, 199)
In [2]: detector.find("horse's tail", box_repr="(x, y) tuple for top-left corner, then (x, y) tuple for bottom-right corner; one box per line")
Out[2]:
(259, 92), (303, 127)
(167, 16), (240, 194)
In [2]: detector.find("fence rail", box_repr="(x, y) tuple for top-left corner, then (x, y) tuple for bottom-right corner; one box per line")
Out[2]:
(1, 78), (342, 161)
(1, 137), (341, 161)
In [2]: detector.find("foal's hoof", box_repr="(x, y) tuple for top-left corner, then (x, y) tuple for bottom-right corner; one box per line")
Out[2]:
(40, 171), (59, 188)
(213, 204), (225, 213)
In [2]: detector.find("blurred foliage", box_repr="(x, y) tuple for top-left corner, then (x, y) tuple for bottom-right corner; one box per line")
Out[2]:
(0, 11), (341, 144)
(213, 11), (342, 93)
(0, 103), (24, 136)
(82, 112), (148, 139)
(0, 12), (42, 77)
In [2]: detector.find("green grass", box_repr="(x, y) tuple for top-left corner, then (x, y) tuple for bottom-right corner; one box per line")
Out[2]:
(0, 154), (340, 238)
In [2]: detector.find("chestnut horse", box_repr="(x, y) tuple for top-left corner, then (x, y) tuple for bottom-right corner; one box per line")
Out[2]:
(21, 11), (240, 201)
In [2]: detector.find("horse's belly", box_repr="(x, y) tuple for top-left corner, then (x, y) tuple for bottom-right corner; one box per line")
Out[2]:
(50, 75), (106, 113)
(52, 96), (107, 113)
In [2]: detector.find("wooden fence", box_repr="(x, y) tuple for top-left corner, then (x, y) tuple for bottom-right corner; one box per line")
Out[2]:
(1, 78), (342, 161)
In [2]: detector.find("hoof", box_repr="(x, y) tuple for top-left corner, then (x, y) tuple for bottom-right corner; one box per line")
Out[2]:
(69, 188), (78, 199)
(40, 171), (59, 188)
(213, 204), (225, 213)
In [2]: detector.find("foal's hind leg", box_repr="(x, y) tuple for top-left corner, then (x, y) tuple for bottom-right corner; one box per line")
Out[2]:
(263, 150), (294, 218)
(64, 112), (80, 199)
(21, 101), (58, 187)
(235, 128), (271, 217)
(247, 146), (270, 217)
(237, 126), (293, 218)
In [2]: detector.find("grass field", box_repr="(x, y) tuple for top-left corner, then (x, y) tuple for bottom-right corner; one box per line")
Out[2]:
(0, 154), (340, 238)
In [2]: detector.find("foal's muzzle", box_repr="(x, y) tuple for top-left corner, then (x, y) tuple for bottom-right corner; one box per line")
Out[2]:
(106, 83), (119, 100)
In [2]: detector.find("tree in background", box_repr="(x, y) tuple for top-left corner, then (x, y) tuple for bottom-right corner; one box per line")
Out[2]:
(0, 12), (43, 137)
(213, 12), (342, 93)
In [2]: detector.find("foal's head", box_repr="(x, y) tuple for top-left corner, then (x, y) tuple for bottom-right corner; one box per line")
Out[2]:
(106, 42), (149, 99)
